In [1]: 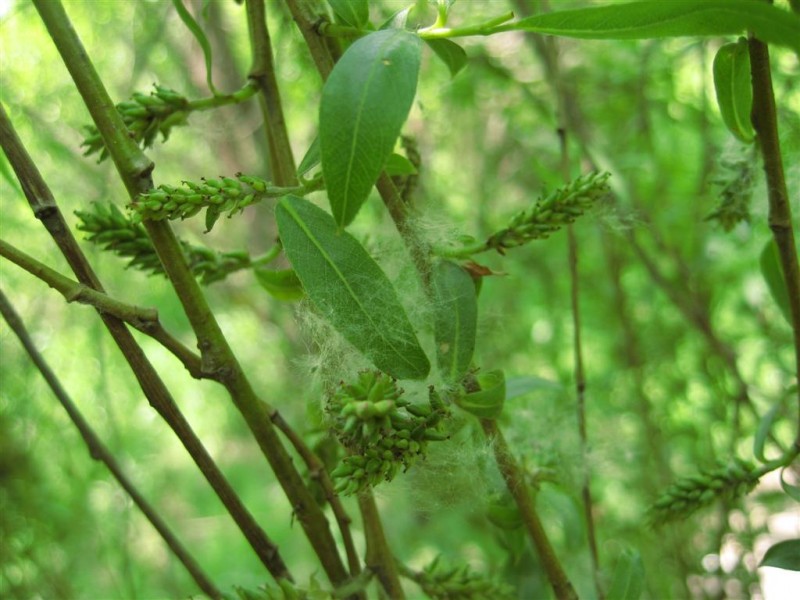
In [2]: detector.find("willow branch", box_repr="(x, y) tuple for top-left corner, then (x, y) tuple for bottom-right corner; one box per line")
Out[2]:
(31, 0), (347, 584)
(748, 37), (800, 447)
(0, 288), (221, 600)
(3, 35), (291, 588)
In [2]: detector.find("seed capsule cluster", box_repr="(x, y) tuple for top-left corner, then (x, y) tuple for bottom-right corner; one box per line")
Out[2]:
(82, 85), (189, 161)
(75, 202), (250, 284)
(328, 372), (448, 495)
(412, 556), (515, 600)
(650, 458), (760, 524)
(486, 171), (611, 253)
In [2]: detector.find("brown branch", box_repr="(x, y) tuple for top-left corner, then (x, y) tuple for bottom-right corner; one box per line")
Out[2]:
(0, 288), (222, 600)
(31, 0), (348, 584)
(0, 100), (292, 583)
(748, 36), (800, 447)
(268, 407), (362, 580)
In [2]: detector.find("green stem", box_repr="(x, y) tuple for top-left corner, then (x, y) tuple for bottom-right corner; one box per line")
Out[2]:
(748, 36), (800, 449)
(357, 490), (405, 599)
(245, 0), (297, 185)
(187, 80), (259, 111)
(481, 419), (578, 600)
(0, 238), (155, 325)
(418, 12), (515, 39)
(0, 288), (222, 600)
(0, 100), (292, 585)
(33, 0), (347, 585)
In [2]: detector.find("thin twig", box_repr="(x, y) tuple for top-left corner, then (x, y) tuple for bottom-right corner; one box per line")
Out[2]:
(269, 408), (362, 579)
(481, 419), (578, 600)
(0, 288), (222, 600)
(245, 0), (297, 185)
(357, 489), (406, 599)
(0, 238), (205, 377)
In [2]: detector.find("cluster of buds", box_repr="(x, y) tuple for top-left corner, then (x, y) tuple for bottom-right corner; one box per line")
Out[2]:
(328, 371), (449, 495)
(409, 555), (515, 600)
(82, 85), (189, 161)
(649, 458), (760, 524)
(486, 171), (611, 253)
(132, 173), (323, 231)
(706, 154), (755, 231)
(75, 202), (251, 285)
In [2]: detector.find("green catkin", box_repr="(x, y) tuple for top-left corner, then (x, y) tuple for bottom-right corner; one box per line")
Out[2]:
(82, 85), (190, 161)
(486, 171), (611, 252)
(75, 203), (252, 284)
(131, 173), (323, 229)
(649, 458), (760, 524)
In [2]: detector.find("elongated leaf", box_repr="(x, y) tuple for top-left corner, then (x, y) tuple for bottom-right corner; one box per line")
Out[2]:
(608, 549), (645, 600)
(457, 370), (505, 419)
(760, 239), (792, 325)
(171, 0), (217, 94)
(431, 260), (477, 382)
(275, 196), (430, 380)
(425, 38), (468, 77)
(760, 539), (800, 571)
(753, 393), (789, 463)
(780, 468), (800, 502)
(254, 268), (304, 302)
(297, 136), (321, 179)
(713, 39), (754, 143)
(320, 29), (422, 227)
(384, 153), (417, 176)
(505, 1), (800, 55)
(505, 376), (561, 400)
(329, 0), (369, 28)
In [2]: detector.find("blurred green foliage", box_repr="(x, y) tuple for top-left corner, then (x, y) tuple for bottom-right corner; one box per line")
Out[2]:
(1, 1), (798, 599)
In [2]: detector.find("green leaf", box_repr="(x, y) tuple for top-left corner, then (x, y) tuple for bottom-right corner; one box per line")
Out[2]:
(275, 196), (430, 380)
(780, 467), (800, 503)
(505, 376), (561, 400)
(431, 260), (477, 383)
(320, 29), (422, 227)
(171, 0), (217, 95)
(457, 370), (505, 419)
(753, 393), (789, 463)
(608, 549), (645, 600)
(424, 38), (468, 77)
(254, 268), (304, 302)
(328, 0), (369, 29)
(505, 1), (800, 55)
(760, 238), (793, 325)
(297, 136), (321, 179)
(384, 153), (417, 176)
(713, 39), (754, 143)
(760, 539), (800, 571)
